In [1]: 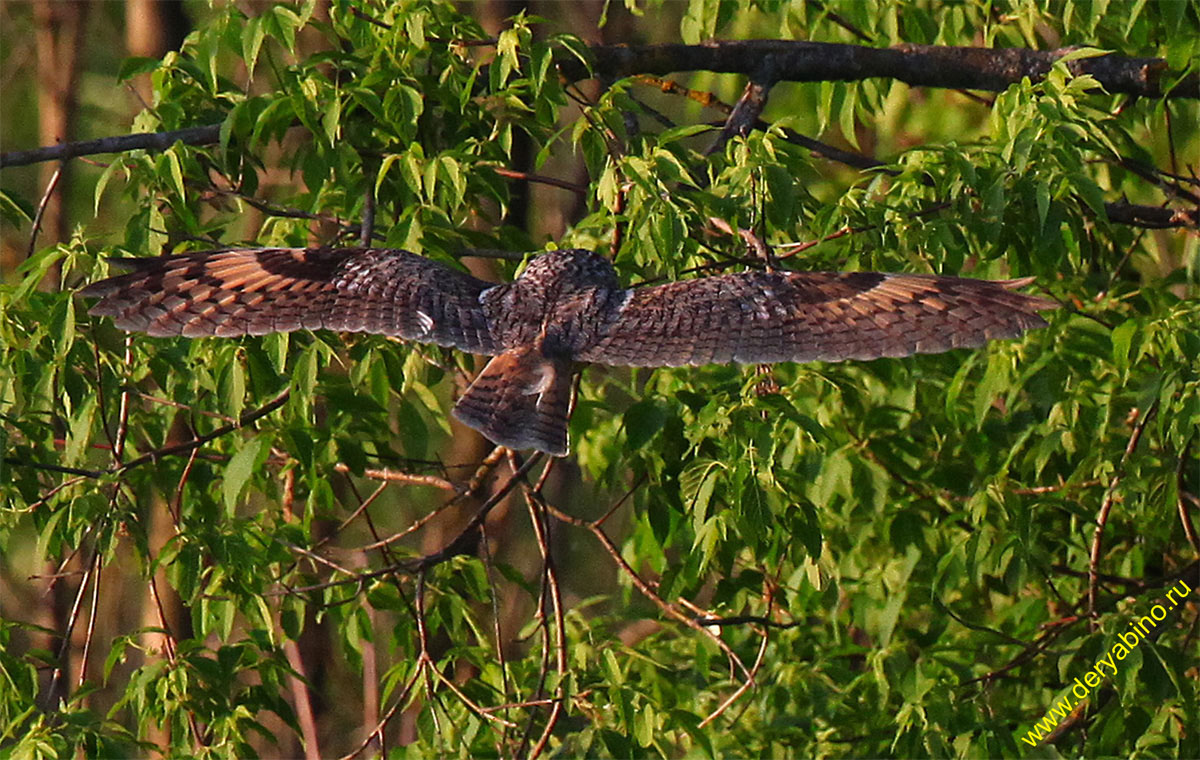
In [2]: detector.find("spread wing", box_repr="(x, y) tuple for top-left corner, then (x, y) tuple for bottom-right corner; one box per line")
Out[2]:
(80, 247), (499, 354)
(577, 270), (1058, 367)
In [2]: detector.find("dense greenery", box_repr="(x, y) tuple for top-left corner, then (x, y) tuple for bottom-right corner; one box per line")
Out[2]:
(2, 1), (1197, 757)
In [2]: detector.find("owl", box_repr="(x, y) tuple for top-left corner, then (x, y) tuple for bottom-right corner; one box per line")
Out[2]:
(80, 247), (1057, 456)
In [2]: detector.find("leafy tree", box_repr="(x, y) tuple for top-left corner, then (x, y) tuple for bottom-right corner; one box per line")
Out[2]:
(1, 1), (1198, 757)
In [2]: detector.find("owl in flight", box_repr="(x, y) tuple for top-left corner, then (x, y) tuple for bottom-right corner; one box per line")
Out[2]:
(81, 247), (1057, 456)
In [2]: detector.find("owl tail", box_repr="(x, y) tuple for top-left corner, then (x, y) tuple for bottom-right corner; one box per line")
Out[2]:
(452, 347), (573, 457)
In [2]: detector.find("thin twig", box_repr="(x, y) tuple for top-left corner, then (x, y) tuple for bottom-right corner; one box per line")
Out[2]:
(492, 167), (588, 195)
(693, 614), (803, 629)
(112, 388), (290, 475)
(313, 480), (390, 552)
(402, 452), (542, 572)
(699, 617), (769, 728)
(147, 574), (204, 746)
(170, 445), (200, 526)
(1052, 561), (1199, 591)
(1176, 436), (1200, 553)
(43, 547), (98, 709)
(28, 164), (63, 257)
(1, 458), (103, 478)
(478, 524), (515, 744)
(133, 390), (237, 423)
(509, 453), (568, 759)
(360, 160), (377, 248)
(334, 462), (456, 492)
(959, 616), (1079, 687)
(429, 663), (519, 729)
(348, 6), (392, 29)
(76, 550), (102, 687)
(356, 493), (463, 551)
(337, 665), (424, 760)
(540, 498), (752, 682)
(1088, 401), (1157, 621)
(593, 473), (646, 527)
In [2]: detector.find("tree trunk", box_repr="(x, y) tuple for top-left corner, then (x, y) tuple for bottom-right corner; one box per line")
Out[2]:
(32, 0), (90, 265)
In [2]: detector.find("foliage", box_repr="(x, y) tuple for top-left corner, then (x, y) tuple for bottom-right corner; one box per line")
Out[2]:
(1, 0), (1198, 757)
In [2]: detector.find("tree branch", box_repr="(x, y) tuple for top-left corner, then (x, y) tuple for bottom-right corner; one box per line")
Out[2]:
(113, 387), (290, 475)
(3, 42), (1195, 232)
(564, 41), (1197, 99)
(4, 43), (1194, 172)
(1102, 201), (1200, 229)
(1, 124), (220, 169)
(708, 71), (774, 156)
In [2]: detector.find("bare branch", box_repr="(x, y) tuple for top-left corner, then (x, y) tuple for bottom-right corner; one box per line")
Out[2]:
(1102, 201), (1200, 229)
(28, 164), (62, 256)
(1, 124), (221, 168)
(537, 495), (753, 684)
(43, 547), (98, 709)
(334, 463), (457, 492)
(509, 452), (568, 760)
(400, 452), (543, 572)
(1, 457), (103, 478)
(649, 77), (1200, 231)
(492, 167), (588, 195)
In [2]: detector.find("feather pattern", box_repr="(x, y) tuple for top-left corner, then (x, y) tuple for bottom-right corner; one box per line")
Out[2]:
(80, 247), (498, 353)
(82, 247), (1058, 455)
(576, 270), (1057, 366)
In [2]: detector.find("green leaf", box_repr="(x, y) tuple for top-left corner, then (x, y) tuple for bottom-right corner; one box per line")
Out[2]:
(163, 148), (187, 202)
(681, 458), (724, 528)
(323, 94), (341, 144)
(271, 5), (302, 51)
(1070, 171), (1108, 217)
(223, 435), (268, 516)
(92, 158), (123, 216)
(1111, 318), (1139, 373)
(0, 188), (34, 226)
(738, 468), (770, 535)
(680, 0), (720, 44)
(624, 399), (667, 449)
(1035, 179), (1051, 230)
(839, 84), (860, 149)
(117, 56), (161, 81)
(496, 28), (520, 84)
(242, 17), (267, 76)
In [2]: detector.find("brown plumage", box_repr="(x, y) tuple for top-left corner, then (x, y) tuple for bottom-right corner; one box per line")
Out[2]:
(453, 347), (574, 456)
(81, 246), (1058, 456)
